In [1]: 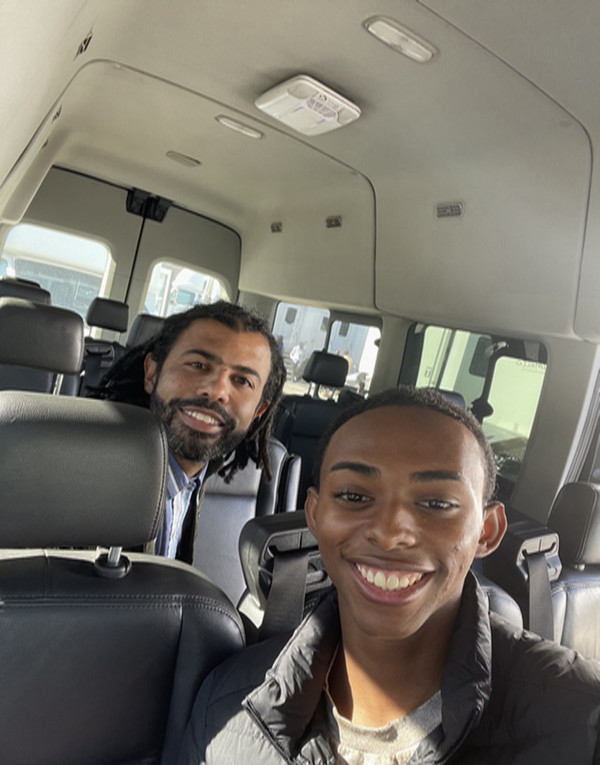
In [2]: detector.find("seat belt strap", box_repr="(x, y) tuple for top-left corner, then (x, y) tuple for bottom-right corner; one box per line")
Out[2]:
(525, 550), (554, 640)
(259, 550), (309, 640)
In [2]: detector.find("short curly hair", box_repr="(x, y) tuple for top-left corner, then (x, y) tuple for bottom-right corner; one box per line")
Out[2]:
(312, 386), (497, 504)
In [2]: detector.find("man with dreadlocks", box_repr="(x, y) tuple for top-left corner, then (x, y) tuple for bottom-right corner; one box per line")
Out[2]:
(91, 301), (286, 564)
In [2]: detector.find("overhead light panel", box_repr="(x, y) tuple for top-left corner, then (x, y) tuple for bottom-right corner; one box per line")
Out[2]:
(215, 115), (264, 139)
(363, 16), (437, 63)
(255, 75), (360, 136)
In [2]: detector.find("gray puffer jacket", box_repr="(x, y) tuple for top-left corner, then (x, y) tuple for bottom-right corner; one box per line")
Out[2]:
(178, 574), (600, 764)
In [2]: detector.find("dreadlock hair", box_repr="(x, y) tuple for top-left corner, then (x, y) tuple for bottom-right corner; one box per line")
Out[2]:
(90, 301), (286, 482)
(312, 385), (498, 505)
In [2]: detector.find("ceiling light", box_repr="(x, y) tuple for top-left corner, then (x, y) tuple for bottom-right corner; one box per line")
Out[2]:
(363, 16), (437, 63)
(215, 115), (264, 139)
(166, 150), (201, 168)
(255, 75), (360, 136)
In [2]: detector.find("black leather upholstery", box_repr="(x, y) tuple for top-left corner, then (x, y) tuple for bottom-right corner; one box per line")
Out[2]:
(86, 296), (129, 332)
(81, 297), (129, 392)
(275, 350), (351, 507)
(0, 297), (84, 393)
(126, 312), (165, 348)
(0, 276), (51, 304)
(0, 391), (245, 764)
(193, 438), (301, 604)
(301, 350), (348, 388)
(238, 511), (523, 642)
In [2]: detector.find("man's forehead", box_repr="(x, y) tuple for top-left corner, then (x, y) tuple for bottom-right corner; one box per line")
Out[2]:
(173, 318), (270, 351)
(322, 405), (485, 479)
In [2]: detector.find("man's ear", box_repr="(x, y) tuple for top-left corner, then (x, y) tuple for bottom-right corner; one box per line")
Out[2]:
(143, 353), (158, 395)
(253, 399), (270, 419)
(305, 486), (319, 537)
(474, 502), (507, 559)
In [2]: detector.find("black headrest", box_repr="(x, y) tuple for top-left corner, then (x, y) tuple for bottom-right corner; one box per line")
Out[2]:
(0, 392), (167, 548)
(126, 313), (165, 348)
(549, 482), (600, 566)
(0, 298), (84, 373)
(437, 388), (467, 409)
(86, 297), (129, 332)
(0, 277), (51, 304)
(302, 351), (348, 388)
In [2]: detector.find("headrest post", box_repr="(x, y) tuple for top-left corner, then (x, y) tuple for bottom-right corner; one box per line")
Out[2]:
(94, 546), (132, 579)
(51, 373), (64, 395)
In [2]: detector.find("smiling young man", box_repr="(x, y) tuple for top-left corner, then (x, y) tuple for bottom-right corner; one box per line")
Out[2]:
(179, 387), (600, 764)
(92, 301), (285, 562)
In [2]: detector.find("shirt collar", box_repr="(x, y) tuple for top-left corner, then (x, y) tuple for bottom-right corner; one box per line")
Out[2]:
(167, 451), (207, 498)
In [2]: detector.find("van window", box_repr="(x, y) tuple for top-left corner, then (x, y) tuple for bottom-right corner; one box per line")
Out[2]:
(0, 223), (111, 320)
(327, 320), (380, 396)
(401, 324), (547, 492)
(143, 262), (228, 317)
(272, 301), (330, 395)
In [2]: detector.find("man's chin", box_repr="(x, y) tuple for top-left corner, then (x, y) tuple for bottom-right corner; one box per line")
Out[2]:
(167, 428), (243, 465)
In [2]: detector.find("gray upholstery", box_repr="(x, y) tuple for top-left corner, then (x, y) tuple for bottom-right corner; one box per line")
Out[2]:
(126, 312), (165, 347)
(549, 481), (600, 566)
(86, 296), (129, 332)
(193, 438), (301, 604)
(0, 391), (245, 764)
(545, 481), (600, 658)
(238, 511), (523, 642)
(0, 276), (51, 304)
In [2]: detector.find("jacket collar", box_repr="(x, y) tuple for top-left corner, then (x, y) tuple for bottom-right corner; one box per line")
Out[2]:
(244, 573), (492, 762)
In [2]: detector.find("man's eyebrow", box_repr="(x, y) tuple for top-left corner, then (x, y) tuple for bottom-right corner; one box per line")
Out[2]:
(329, 460), (380, 477)
(182, 349), (263, 383)
(411, 470), (465, 484)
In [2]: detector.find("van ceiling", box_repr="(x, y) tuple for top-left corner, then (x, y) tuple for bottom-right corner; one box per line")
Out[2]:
(1, 0), (599, 339)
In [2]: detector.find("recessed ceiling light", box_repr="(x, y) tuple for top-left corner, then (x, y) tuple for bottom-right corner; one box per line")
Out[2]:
(363, 16), (437, 63)
(215, 115), (264, 139)
(166, 150), (201, 168)
(255, 75), (360, 136)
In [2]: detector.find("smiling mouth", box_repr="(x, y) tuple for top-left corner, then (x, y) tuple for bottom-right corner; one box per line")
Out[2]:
(355, 563), (425, 592)
(181, 408), (223, 426)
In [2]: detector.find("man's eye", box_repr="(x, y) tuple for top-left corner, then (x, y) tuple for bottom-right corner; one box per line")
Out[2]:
(236, 375), (253, 388)
(419, 498), (458, 511)
(334, 490), (369, 504)
(188, 361), (207, 370)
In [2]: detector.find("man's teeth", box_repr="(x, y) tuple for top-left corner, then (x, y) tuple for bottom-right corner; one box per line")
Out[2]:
(184, 410), (220, 425)
(356, 564), (424, 592)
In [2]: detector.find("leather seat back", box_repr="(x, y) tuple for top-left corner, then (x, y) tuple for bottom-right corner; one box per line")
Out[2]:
(0, 391), (245, 765)
(274, 350), (349, 506)
(81, 297), (129, 392)
(548, 481), (600, 659)
(0, 297), (84, 394)
(193, 438), (301, 604)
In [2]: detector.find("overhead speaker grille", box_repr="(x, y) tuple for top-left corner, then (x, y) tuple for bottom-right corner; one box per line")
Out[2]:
(436, 201), (464, 219)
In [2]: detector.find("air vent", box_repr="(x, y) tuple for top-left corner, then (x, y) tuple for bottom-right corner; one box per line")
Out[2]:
(436, 201), (464, 219)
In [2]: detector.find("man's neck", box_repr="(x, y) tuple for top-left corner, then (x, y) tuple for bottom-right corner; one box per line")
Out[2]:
(330, 610), (457, 728)
(172, 453), (207, 479)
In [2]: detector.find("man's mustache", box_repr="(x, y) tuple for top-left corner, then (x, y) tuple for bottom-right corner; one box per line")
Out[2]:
(169, 397), (236, 430)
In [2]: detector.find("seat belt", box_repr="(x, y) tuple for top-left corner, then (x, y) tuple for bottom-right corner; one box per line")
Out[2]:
(258, 549), (309, 640)
(524, 550), (555, 640)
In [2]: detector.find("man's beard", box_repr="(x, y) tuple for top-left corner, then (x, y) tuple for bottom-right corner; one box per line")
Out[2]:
(150, 391), (247, 466)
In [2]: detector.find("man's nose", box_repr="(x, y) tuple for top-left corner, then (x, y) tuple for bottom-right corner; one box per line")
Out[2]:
(364, 501), (418, 550)
(196, 368), (231, 403)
